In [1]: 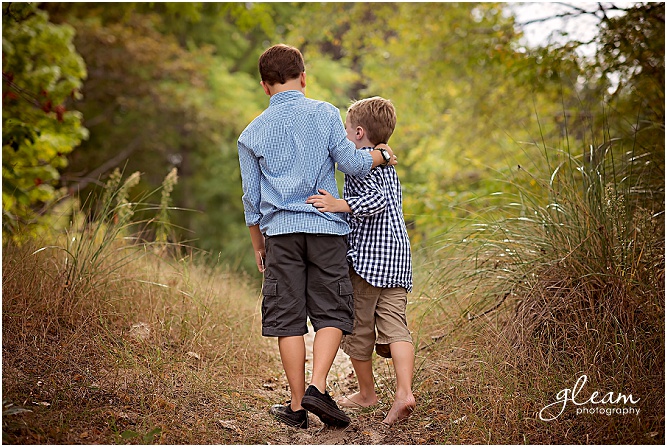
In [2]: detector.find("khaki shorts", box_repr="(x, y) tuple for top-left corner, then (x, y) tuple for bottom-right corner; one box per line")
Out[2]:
(340, 270), (412, 361)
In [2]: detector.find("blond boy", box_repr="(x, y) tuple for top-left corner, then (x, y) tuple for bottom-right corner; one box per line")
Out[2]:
(306, 97), (415, 425)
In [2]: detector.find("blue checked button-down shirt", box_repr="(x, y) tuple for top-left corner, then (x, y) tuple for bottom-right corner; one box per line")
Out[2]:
(238, 90), (373, 236)
(345, 150), (413, 292)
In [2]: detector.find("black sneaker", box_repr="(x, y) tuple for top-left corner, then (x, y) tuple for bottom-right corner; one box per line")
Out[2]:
(301, 385), (351, 428)
(269, 402), (309, 429)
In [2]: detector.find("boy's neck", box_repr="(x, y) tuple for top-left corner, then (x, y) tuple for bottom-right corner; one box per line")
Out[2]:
(354, 128), (374, 149)
(357, 139), (374, 149)
(262, 73), (306, 96)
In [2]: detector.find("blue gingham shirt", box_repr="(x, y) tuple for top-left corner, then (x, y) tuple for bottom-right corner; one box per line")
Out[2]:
(238, 90), (373, 236)
(345, 150), (413, 292)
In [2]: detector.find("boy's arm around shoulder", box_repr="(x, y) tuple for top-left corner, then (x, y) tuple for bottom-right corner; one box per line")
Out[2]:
(370, 144), (397, 168)
(328, 112), (397, 177)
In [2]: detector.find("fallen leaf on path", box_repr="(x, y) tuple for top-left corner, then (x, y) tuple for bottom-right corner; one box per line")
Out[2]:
(129, 322), (151, 340)
(155, 398), (176, 410)
(116, 411), (138, 424)
(452, 415), (467, 424)
(3, 404), (32, 416)
(217, 420), (242, 435)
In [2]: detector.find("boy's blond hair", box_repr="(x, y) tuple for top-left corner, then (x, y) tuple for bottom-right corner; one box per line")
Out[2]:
(347, 97), (396, 145)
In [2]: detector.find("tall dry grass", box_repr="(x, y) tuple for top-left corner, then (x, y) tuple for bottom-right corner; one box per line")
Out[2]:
(2, 238), (279, 444)
(407, 120), (664, 444)
(2, 172), (280, 444)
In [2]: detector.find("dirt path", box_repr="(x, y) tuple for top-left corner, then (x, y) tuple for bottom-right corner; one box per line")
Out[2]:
(264, 326), (413, 445)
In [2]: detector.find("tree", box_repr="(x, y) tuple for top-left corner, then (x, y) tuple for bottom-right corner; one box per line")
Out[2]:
(40, 3), (291, 268)
(2, 3), (88, 239)
(594, 2), (664, 213)
(286, 2), (580, 239)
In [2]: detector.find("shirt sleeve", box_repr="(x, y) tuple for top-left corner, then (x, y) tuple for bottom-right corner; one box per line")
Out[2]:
(346, 169), (388, 217)
(238, 138), (262, 226)
(327, 109), (373, 177)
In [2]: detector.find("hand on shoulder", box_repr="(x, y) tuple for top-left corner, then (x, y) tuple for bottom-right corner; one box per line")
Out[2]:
(375, 144), (398, 166)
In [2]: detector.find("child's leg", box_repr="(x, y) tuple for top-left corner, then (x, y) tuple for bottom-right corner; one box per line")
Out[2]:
(304, 235), (354, 395)
(278, 335), (306, 410)
(338, 357), (379, 407)
(383, 341), (416, 425)
(309, 326), (342, 393)
(339, 270), (381, 407)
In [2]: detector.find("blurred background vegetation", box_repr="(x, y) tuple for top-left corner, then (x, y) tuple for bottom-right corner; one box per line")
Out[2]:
(2, 3), (664, 443)
(2, 2), (664, 270)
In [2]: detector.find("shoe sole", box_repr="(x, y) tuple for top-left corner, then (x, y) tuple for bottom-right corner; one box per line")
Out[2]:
(301, 395), (350, 428)
(269, 408), (308, 429)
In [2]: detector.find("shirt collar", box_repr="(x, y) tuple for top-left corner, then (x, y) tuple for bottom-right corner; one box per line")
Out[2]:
(269, 90), (305, 106)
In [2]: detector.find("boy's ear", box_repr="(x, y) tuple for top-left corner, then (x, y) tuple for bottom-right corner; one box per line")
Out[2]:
(355, 126), (365, 140)
(300, 72), (306, 88)
(260, 80), (271, 96)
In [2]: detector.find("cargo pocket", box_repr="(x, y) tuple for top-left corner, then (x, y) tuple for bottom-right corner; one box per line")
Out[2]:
(261, 279), (278, 327)
(338, 278), (355, 316)
(262, 279), (278, 297)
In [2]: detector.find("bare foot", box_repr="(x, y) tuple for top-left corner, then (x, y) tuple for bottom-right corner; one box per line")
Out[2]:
(382, 395), (416, 425)
(337, 392), (379, 408)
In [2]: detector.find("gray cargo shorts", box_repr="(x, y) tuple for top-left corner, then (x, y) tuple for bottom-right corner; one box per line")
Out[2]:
(261, 233), (355, 337)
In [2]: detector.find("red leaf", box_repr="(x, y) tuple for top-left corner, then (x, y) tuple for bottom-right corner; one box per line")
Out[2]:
(54, 104), (66, 122)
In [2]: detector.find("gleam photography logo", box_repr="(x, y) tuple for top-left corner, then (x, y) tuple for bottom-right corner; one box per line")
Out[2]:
(539, 374), (640, 422)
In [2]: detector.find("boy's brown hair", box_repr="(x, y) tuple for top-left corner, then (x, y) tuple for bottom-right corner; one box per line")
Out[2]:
(347, 97), (396, 145)
(258, 44), (305, 86)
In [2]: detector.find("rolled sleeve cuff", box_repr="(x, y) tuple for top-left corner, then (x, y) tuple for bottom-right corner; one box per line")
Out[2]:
(245, 212), (261, 227)
(359, 151), (374, 177)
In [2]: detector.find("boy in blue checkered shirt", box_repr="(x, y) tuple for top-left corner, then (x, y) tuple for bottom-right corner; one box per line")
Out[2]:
(306, 97), (415, 425)
(238, 45), (397, 429)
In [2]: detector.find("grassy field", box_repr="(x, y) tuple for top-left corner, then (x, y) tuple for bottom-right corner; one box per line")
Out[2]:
(3, 133), (665, 444)
(2, 222), (663, 444)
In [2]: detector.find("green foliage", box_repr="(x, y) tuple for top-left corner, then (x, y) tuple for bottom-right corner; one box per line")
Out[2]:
(594, 3), (665, 209)
(286, 2), (592, 242)
(2, 3), (88, 240)
(7, 2), (661, 275)
(119, 427), (162, 444)
(39, 5), (273, 268)
(152, 2), (300, 74)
